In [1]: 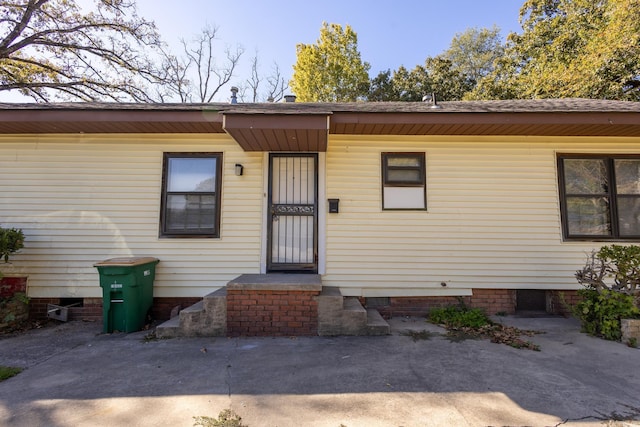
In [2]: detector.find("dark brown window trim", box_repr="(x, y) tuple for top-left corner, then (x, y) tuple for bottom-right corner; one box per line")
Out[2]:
(382, 152), (426, 186)
(160, 152), (223, 238)
(381, 152), (427, 211)
(557, 153), (640, 242)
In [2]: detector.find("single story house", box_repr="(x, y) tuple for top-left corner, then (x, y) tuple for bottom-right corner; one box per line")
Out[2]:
(1, 98), (639, 335)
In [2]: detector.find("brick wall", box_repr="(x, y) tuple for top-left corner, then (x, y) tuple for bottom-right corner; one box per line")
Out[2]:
(0, 276), (27, 298)
(548, 290), (580, 316)
(226, 289), (319, 337)
(376, 296), (470, 318)
(29, 297), (102, 322)
(373, 289), (580, 318)
(468, 289), (517, 315)
(152, 297), (201, 320)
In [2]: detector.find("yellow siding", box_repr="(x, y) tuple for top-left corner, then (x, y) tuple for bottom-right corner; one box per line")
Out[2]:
(0, 134), (264, 298)
(324, 135), (640, 297)
(2, 133), (640, 299)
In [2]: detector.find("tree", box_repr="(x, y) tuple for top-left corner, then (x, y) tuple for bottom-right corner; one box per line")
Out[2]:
(441, 26), (504, 87)
(155, 25), (243, 103)
(0, 0), (165, 102)
(471, 0), (640, 101)
(368, 26), (499, 102)
(290, 22), (370, 102)
(367, 59), (471, 102)
(424, 56), (473, 101)
(237, 53), (288, 103)
(368, 69), (397, 101)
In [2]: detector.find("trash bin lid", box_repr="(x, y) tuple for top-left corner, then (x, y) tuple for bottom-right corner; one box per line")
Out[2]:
(94, 257), (159, 267)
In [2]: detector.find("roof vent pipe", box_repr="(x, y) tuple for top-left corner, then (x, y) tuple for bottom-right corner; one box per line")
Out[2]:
(284, 94), (296, 103)
(430, 92), (442, 109)
(230, 86), (238, 104)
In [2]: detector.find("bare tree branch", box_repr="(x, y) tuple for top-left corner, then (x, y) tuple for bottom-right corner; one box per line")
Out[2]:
(0, 0), (166, 101)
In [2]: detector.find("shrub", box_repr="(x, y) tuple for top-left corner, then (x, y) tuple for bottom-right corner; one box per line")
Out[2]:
(0, 227), (27, 332)
(429, 305), (490, 328)
(575, 244), (640, 301)
(574, 245), (640, 341)
(0, 227), (24, 265)
(575, 289), (640, 341)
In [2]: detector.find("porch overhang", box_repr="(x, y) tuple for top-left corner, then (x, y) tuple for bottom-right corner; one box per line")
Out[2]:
(222, 111), (330, 151)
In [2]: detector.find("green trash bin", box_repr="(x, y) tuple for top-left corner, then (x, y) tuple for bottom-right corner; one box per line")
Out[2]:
(94, 257), (159, 333)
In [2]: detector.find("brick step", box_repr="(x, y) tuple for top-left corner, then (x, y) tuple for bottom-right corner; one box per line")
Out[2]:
(155, 276), (390, 338)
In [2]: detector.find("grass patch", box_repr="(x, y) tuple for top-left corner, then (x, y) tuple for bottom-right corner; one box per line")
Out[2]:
(193, 409), (247, 427)
(429, 305), (490, 328)
(142, 331), (160, 342)
(429, 303), (541, 351)
(0, 366), (23, 382)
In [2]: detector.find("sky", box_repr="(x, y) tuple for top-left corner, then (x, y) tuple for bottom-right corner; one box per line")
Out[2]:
(2, 0), (526, 102)
(137, 0), (525, 101)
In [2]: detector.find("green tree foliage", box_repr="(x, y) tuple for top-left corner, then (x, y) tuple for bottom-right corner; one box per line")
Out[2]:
(442, 25), (504, 88)
(368, 58), (471, 102)
(471, 0), (640, 100)
(0, 227), (23, 264)
(290, 22), (370, 102)
(368, 26), (500, 102)
(0, 0), (167, 101)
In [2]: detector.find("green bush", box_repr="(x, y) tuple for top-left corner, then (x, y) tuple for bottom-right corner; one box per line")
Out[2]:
(574, 288), (640, 341)
(429, 305), (490, 328)
(0, 227), (24, 280)
(574, 244), (640, 341)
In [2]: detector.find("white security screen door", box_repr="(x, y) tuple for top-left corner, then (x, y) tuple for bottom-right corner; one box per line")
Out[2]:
(268, 153), (318, 272)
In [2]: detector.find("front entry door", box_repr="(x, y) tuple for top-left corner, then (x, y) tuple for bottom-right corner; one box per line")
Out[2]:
(267, 153), (318, 272)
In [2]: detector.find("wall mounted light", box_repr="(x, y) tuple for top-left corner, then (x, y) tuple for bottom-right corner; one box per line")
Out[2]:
(235, 164), (244, 176)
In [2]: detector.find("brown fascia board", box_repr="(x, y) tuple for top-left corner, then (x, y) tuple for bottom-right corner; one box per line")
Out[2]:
(0, 108), (224, 133)
(330, 111), (640, 127)
(222, 112), (330, 131)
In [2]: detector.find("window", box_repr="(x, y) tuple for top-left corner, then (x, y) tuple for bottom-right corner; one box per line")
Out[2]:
(160, 153), (222, 237)
(381, 152), (426, 210)
(558, 154), (640, 240)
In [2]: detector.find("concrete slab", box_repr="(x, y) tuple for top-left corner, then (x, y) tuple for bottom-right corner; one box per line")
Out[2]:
(226, 274), (322, 291)
(1, 316), (639, 426)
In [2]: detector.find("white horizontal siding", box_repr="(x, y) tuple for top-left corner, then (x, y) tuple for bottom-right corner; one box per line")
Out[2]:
(324, 135), (640, 296)
(0, 134), (264, 298)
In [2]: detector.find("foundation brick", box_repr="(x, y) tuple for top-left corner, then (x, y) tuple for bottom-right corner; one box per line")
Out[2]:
(227, 288), (319, 337)
(373, 289), (581, 318)
(0, 276), (27, 298)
